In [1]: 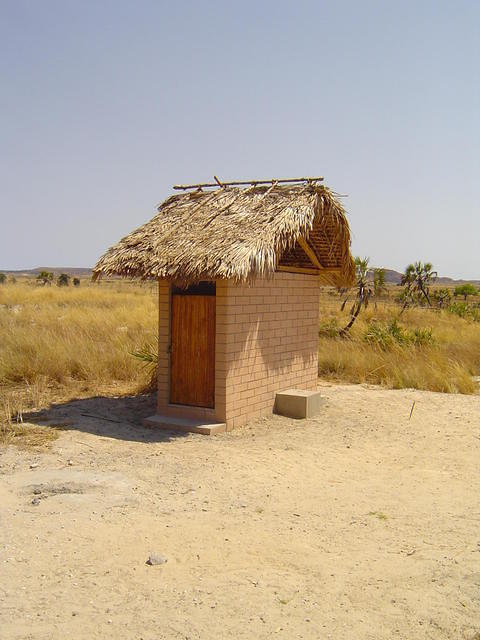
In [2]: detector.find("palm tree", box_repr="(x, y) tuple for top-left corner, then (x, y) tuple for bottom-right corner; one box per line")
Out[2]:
(340, 257), (373, 336)
(401, 261), (437, 309)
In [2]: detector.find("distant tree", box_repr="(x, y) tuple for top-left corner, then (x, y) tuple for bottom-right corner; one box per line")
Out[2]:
(340, 257), (373, 337)
(373, 268), (387, 298)
(9, 275), (16, 284)
(400, 261), (437, 311)
(36, 271), (54, 286)
(454, 283), (478, 301)
(432, 288), (452, 309)
(72, 277), (80, 287)
(0, 273), (6, 284)
(57, 273), (70, 287)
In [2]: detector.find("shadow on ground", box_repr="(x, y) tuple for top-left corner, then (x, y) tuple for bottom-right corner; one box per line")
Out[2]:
(23, 393), (189, 443)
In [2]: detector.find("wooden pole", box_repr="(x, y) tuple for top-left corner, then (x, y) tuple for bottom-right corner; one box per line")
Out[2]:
(297, 237), (325, 271)
(173, 176), (324, 190)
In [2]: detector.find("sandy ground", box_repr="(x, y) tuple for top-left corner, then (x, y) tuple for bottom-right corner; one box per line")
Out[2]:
(1, 383), (479, 640)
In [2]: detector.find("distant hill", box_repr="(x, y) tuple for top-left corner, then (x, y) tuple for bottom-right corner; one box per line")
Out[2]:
(381, 269), (402, 284)
(376, 268), (480, 287)
(1, 265), (479, 286)
(1, 267), (93, 277)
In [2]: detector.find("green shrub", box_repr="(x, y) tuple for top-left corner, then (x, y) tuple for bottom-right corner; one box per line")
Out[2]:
(318, 318), (340, 338)
(471, 308), (480, 322)
(364, 319), (434, 349)
(57, 273), (70, 287)
(411, 327), (435, 346)
(448, 302), (469, 318)
(432, 288), (452, 308)
(447, 302), (480, 321)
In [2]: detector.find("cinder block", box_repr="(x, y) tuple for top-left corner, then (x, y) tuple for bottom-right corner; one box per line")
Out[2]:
(274, 389), (325, 419)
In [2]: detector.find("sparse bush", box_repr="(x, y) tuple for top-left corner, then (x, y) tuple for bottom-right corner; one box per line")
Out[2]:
(73, 277), (80, 287)
(0, 273), (6, 284)
(363, 319), (434, 350)
(366, 320), (404, 348)
(432, 288), (452, 308)
(396, 288), (423, 308)
(36, 271), (53, 286)
(471, 308), (480, 322)
(130, 340), (158, 391)
(448, 302), (470, 319)
(410, 326), (435, 346)
(448, 301), (480, 322)
(319, 318), (339, 338)
(57, 273), (70, 287)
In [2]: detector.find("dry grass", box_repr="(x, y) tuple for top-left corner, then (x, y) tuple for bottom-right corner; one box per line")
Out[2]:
(0, 280), (157, 444)
(0, 381), (60, 447)
(318, 289), (480, 394)
(0, 281), (157, 387)
(1, 419), (60, 449)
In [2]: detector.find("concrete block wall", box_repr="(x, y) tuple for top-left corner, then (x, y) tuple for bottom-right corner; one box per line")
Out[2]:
(157, 272), (320, 429)
(217, 272), (320, 429)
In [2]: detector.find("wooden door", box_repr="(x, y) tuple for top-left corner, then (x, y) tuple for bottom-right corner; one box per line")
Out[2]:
(170, 294), (216, 408)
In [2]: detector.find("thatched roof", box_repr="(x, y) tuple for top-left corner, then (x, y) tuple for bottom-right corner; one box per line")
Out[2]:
(93, 182), (355, 286)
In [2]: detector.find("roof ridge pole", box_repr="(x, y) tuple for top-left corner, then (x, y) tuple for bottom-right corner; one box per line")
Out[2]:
(172, 177), (324, 190)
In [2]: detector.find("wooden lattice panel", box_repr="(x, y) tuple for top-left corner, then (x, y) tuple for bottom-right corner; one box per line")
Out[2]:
(278, 241), (312, 268)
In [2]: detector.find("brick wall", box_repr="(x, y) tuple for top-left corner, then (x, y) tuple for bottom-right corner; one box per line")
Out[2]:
(157, 272), (320, 429)
(217, 272), (320, 429)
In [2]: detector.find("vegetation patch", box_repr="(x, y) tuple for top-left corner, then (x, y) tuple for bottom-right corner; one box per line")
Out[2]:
(318, 259), (480, 394)
(363, 319), (434, 349)
(368, 511), (388, 521)
(1, 386), (60, 448)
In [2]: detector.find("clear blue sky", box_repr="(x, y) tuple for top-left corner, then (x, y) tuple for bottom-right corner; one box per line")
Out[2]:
(1, 0), (478, 278)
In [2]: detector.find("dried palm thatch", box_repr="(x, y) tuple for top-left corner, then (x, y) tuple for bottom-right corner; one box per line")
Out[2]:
(93, 182), (355, 286)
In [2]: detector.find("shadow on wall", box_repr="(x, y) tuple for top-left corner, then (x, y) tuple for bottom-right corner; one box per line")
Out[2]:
(23, 393), (189, 443)
(219, 275), (319, 379)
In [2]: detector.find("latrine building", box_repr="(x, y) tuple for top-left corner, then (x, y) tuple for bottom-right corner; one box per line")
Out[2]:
(94, 178), (354, 433)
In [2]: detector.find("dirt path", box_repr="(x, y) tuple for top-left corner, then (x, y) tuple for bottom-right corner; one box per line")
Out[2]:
(1, 384), (479, 640)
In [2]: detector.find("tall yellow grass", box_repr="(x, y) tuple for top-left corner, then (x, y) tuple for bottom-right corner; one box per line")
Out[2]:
(0, 280), (157, 393)
(317, 292), (480, 394)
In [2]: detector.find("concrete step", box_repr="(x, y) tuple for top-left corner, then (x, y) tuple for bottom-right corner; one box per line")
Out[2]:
(143, 414), (226, 435)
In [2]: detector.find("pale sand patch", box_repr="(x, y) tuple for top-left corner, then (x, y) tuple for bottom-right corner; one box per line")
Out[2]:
(0, 383), (479, 640)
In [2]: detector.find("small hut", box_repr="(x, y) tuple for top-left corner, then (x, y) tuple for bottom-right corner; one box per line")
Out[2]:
(94, 177), (355, 434)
